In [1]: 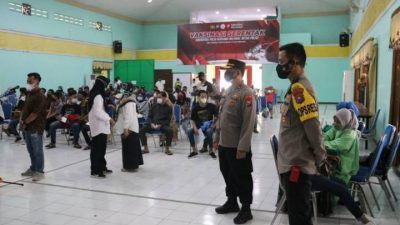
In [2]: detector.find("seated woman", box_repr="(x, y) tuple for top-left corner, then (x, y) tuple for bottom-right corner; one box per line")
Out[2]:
(323, 108), (360, 184)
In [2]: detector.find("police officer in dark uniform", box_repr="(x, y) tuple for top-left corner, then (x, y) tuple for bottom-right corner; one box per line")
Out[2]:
(213, 59), (256, 224)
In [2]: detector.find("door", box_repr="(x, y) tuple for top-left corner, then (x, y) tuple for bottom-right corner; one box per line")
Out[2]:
(154, 69), (173, 91)
(390, 49), (400, 129)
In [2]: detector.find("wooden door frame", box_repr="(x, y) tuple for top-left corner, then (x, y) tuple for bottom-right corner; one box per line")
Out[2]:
(389, 49), (400, 128)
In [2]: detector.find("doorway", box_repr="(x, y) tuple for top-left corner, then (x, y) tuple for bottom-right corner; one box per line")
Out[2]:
(154, 69), (173, 91)
(390, 49), (400, 129)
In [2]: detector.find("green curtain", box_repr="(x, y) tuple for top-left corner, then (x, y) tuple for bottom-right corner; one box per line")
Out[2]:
(114, 60), (154, 90)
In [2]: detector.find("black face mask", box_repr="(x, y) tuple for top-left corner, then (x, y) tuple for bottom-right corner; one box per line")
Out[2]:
(276, 63), (292, 79)
(224, 69), (237, 82)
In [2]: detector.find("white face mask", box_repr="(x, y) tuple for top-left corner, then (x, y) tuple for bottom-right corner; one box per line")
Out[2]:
(20, 96), (26, 101)
(26, 84), (34, 91)
(199, 97), (207, 104)
(71, 98), (78, 104)
(156, 98), (163, 104)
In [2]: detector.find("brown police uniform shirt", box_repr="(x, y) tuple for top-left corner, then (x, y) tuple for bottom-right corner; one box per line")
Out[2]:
(215, 83), (256, 152)
(278, 75), (326, 175)
(21, 88), (47, 134)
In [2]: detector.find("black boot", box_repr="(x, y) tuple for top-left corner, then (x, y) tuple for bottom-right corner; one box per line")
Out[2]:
(215, 199), (240, 214)
(233, 206), (253, 224)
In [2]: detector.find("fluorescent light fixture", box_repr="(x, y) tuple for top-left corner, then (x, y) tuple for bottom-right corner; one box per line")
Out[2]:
(147, 0), (152, 3)
(224, 16), (228, 19)
(215, 11), (219, 15)
(257, 8), (261, 12)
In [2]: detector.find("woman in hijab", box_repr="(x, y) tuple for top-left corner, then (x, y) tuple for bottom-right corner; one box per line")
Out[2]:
(88, 76), (114, 178)
(115, 93), (143, 172)
(324, 108), (360, 184)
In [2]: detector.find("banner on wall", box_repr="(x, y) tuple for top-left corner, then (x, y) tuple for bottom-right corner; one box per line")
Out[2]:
(177, 20), (279, 65)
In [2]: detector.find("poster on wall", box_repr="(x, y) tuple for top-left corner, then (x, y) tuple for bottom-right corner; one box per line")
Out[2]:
(177, 20), (279, 65)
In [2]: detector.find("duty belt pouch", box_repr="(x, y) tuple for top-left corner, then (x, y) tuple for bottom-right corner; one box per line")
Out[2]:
(289, 165), (300, 183)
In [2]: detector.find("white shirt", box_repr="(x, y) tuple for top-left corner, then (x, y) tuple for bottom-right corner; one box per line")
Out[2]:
(115, 101), (139, 134)
(89, 95), (111, 136)
(0, 103), (4, 120)
(155, 81), (164, 91)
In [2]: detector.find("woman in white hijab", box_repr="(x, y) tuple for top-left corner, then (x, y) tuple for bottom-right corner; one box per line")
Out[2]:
(115, 93), (143, 172)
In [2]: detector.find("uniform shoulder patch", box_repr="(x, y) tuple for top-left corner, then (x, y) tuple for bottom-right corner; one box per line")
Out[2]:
(245, 94), (253, 107)
(291, 82), (319, 122)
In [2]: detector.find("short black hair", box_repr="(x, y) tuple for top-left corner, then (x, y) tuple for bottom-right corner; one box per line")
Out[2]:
(160, 91), (168, 98)
(197, 90), (207, 96)
(279, 42), (307, 67)
(198, 72), (205, 77)
(68, 89), (77, 96)
(27, 72), (41, 82)
(41, 88), (46, 93)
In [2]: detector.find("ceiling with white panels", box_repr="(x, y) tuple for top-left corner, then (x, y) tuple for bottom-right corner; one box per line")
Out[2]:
(60, 0), (351, 23)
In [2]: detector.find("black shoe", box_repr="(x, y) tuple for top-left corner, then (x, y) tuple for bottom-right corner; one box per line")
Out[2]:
(45, 143), (56, 149)
(15, 137), (22, 143)
(91, 172), (106, 178)
(73, 143), (82, 149)
(104, 169), (113, 174)
(199, 147), (208, 153)
(215, 201), (240, 214)
(83, 145), (91, 150)
(188, 152), (198, 158)
(209, 152), (217, 159)
(233, 210), (253, 224)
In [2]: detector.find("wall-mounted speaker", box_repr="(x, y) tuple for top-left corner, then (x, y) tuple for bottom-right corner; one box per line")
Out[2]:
(113, 41), (122, 53)
(339, 33), (349, 47)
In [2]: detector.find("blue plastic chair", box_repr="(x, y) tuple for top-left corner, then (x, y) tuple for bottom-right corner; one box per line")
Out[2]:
(372, 131), (400, 211)
(0, 103), (13, 139)
(350, 124), (395, 216)
(360, 109), (381, 150)
(270, 135), (319, 225)
(336, 101), (360, 117)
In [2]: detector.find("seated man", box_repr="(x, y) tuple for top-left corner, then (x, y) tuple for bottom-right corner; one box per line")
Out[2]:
(78, 92), (91, 150)
(46, 90), (82, 149)
(187, 90), (218, 159)
(324, 108), (360, 184)
(139, 91), (173, 155)
(4, 87), (28, 142)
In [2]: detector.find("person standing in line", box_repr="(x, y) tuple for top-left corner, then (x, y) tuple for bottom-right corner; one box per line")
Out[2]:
(88, 76), (114, 178)
(276, 43), (327, 225)
(213, 59), (256, 224)
(115, 93), (143, 172)
(20, 72), (47, 182)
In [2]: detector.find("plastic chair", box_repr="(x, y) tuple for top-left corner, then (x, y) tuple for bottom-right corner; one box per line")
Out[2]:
(270, 135), (318, 225)
(350, 124), (395, 217)
(145, 130), (164, 151)
(0, 103), (13, 139)
(372, 131), (400, 211)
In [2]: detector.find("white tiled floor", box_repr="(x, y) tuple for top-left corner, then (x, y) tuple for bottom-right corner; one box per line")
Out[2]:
(0, 104), (399, 225)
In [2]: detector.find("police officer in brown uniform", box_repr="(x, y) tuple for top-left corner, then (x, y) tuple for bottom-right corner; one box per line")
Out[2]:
(213, 59), (256, 224)
(276, 43), (327, 225)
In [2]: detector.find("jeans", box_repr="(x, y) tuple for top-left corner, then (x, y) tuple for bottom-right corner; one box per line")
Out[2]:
(188, 127), (213, 150)
(49, 121), (81, 144)
(24, 131), (44, 173)
(310, 175), (363, 219)
(8, 119), (21, 138)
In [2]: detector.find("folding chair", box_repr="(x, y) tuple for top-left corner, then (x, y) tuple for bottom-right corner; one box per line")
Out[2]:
(270, 135), (319, 225)
(371, 131), (400, 211)
(146, 130), (165, 152)
(350, 124), (395, 217)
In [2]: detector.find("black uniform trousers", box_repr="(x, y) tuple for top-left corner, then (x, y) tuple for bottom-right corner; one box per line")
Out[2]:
(90, 133), (108, 174)
(281, 171), (313, 225)
(218, 146), (253, 205)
